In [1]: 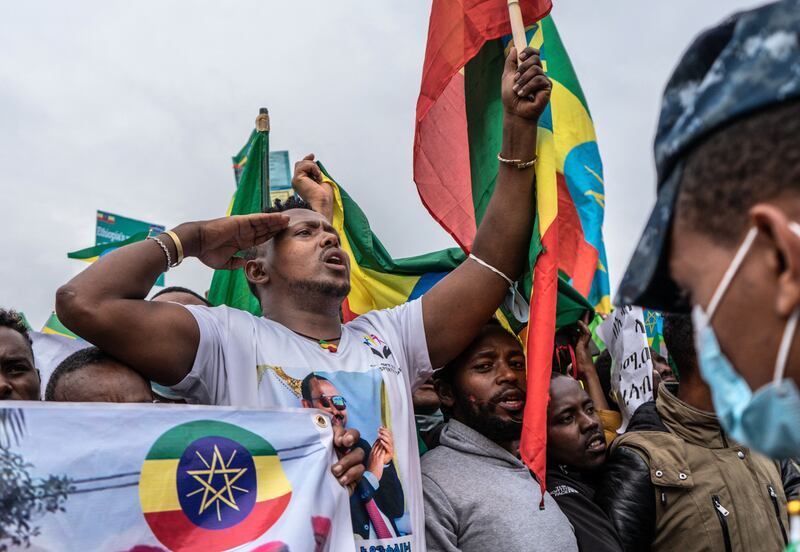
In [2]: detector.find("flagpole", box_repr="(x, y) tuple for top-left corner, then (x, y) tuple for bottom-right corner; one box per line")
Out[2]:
(256, 107), (271, 212)
(507, 0), (528, 58)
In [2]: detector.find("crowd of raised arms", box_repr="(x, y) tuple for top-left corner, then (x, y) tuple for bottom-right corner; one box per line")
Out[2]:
(5, 2), (800, 551)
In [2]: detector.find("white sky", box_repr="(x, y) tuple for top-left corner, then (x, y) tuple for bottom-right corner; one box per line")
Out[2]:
(0, 0), (765, 328)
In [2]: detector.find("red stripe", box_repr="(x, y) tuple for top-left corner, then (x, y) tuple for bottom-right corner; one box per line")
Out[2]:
(555, 173), (599, 296)
(144, 493), (291, 552)
(416, 0), (552, 123)
(414, 0), (552, 252)
(519, 224), (558, 497)
(413, 72), (476, 251)
(341, 298), (357, 322)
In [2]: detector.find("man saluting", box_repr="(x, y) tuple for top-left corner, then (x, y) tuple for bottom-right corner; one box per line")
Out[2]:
(56, 46), (551, 551)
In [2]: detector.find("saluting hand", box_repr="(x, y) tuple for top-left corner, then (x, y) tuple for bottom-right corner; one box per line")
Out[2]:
(175, 213), (289, 270)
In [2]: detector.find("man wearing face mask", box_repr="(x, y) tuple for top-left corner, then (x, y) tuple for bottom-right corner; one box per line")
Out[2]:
(617, 0), (800, 461)
(596, 313), (800, 552)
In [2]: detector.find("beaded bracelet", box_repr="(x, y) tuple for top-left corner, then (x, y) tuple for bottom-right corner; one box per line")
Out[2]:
(147, 236), (172, 272)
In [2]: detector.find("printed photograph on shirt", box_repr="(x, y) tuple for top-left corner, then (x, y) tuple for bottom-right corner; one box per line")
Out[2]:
(267, 365), (412, 543)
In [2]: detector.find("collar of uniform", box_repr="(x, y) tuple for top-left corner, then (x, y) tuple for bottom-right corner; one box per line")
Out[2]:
(656, 386), (726, 448)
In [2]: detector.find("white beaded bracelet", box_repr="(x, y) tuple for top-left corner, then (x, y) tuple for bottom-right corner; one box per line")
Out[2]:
(147, 236), (172, 272)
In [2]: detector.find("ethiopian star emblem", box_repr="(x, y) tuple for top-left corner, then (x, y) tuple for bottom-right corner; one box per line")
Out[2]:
(185, 444), (250, 521)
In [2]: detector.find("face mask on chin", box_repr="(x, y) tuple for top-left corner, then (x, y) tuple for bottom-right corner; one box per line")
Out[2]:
(692, 224), (800, 459)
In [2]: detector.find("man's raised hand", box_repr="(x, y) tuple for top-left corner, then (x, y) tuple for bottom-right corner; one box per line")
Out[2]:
(502, 47), (551, 121)
(177, 213), (289, 270)
(292, 153), (334, 221)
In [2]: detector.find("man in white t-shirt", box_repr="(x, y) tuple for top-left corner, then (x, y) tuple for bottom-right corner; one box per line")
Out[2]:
(56, 46), (550, 552)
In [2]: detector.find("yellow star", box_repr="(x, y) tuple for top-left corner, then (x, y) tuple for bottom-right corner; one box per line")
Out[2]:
(185, 445), (250, 521)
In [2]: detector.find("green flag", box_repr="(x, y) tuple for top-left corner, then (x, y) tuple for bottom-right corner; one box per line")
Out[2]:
(207, 129), (268, 314)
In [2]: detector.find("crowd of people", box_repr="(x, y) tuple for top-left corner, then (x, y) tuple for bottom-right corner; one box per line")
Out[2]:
(4, 1), (800, 551)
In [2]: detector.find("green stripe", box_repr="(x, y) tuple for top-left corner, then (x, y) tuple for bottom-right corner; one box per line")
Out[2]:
(67, 231), (149, 259)
(207, 130), (267, 315)
(465, 39), (505, 229)
(318, 162), (464, 275)
(145, 420), (277, 460)
(541, 16), (590, 115)
(42, 312), (78, 338)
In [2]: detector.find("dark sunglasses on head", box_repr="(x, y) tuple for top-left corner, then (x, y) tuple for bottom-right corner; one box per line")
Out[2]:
(312, 395), (347, 410)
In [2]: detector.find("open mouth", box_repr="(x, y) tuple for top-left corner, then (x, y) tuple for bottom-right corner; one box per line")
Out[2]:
(322, 250), (347, 272)
(496, 389), (525, 412)
(586, 434), (606, 453)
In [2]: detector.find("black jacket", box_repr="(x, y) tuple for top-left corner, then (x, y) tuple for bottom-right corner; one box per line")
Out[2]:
(596, 400), (800, 551)
(546, 465), (623, 552)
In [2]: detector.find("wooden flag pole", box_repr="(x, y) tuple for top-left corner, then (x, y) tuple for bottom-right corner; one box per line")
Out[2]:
(256, 107), (271, 213)
(507, 0), (528, 57)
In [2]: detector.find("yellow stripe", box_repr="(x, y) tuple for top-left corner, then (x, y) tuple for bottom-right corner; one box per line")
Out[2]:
(140, 459), (180, 513)
(550, 80), (597, 171)
(327, 176), (420, 316)
(535, 127), (558, 233)
(256, 456), (292, 502)
(139, 456), (291, 514)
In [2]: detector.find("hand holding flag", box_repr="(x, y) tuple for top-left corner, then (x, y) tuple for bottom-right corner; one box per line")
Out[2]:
(503, 47), (551, 120)
(292, 153), (334, 221)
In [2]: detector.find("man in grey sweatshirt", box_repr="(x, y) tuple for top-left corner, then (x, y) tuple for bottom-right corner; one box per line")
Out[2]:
(421, 321), (579, 552)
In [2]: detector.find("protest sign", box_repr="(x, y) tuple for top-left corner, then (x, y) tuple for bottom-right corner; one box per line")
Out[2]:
(267, 150), (293, 205)
(96, 210), (166, 286)
(0, 403), (353, 551)
(596, 306), (654, 431)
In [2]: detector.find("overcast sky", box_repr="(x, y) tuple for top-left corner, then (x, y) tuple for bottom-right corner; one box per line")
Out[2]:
(1, 0), (765, 328)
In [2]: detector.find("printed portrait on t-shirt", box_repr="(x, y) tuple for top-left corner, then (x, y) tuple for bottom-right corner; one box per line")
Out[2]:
(298, 371), (409, 540)
(183, 302), (429, 551)
(259, 362), (412, 543)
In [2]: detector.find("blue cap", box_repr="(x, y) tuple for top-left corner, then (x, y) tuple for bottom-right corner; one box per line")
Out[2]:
(616, 0), (800, 311)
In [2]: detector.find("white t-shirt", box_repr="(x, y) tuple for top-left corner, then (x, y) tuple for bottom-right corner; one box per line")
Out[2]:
(175, 300), (432, 552)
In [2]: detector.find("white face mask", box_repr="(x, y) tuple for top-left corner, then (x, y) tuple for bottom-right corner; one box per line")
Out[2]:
(692, 225), (800, 459)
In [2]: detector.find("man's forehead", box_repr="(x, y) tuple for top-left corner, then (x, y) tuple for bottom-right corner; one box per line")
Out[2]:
(0, 327), (33, 360)
(550, 377), (588, 404)
(285, 208), (328, 226)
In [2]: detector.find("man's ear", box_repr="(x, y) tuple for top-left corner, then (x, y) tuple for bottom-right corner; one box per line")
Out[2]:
(751, 203), (800, 317)
(434, 378), (456, 409)
(244, 258), (270, 288)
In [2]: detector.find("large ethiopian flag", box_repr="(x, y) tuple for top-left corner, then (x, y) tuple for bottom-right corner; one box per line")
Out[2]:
(414, 1), (609, 490)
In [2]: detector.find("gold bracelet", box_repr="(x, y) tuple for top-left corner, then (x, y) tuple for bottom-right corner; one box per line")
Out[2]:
(497, 152), (537, 169)
(163, 230), (184, 266)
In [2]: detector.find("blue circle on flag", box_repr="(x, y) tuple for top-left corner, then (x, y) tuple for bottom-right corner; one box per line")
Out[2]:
(176, 435), (257, 530)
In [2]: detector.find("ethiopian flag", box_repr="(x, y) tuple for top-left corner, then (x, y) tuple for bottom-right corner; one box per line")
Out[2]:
(414, 1), (609, 490)
(207, 129), (268, 315)
(139, 420), (292, 552)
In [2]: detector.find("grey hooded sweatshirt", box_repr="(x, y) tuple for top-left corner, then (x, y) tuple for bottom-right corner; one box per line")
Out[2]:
(422, 419), (578, 552)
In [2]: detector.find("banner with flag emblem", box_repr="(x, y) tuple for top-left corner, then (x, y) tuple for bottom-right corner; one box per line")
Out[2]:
(67, 210), (166, 287)
(0, 403), (353, 551)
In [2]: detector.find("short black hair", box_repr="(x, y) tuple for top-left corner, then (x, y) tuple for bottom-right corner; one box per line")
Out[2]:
(300, 373), (330, 401)
(0, 308), (33, 355)
(45, 347), (106, 401)
(678, 98), (800, 246)
(662, 313), (697, 378)
(241, 196), (316, 302)
(150, 286), (211, 306)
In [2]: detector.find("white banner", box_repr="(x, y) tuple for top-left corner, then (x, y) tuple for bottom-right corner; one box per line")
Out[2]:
(596, 306), (654, 431)
(0, 402), (353, 551)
